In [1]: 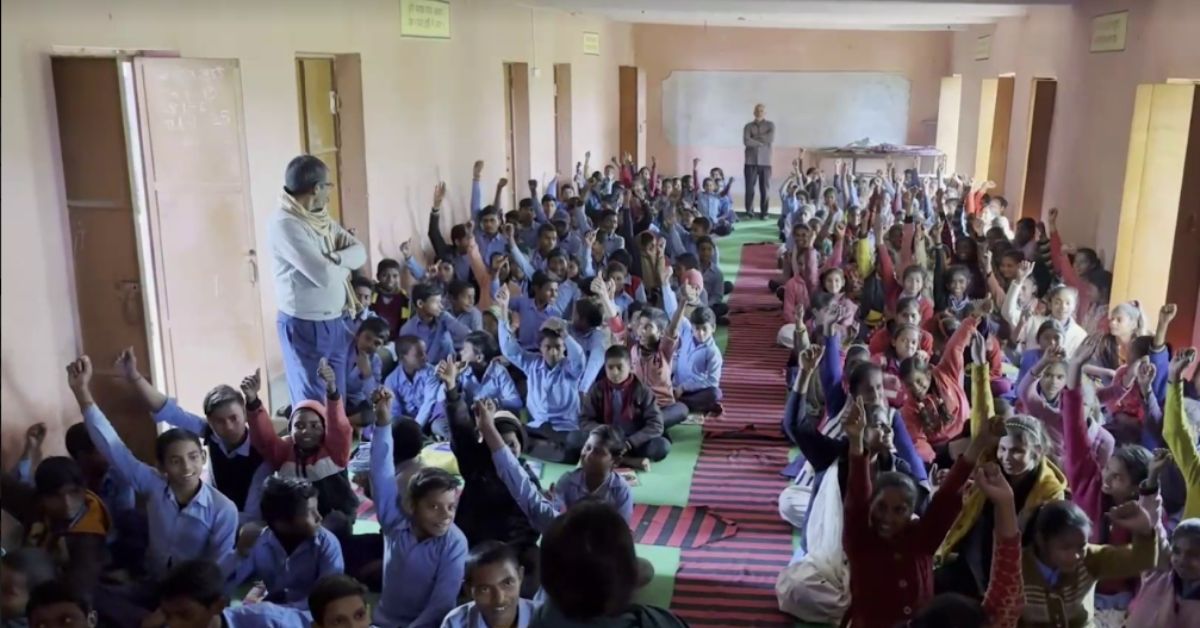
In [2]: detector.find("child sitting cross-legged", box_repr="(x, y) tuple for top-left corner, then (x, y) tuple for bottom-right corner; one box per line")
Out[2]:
(220, 477), (343, 609)
(143, 559), (309, 628)
(841, 400), (1003, 628)
(580, 345), (670, 471)
(382, 335), (439, 434)
(367, 389), (467, 628)
(440, 541), (537, 628)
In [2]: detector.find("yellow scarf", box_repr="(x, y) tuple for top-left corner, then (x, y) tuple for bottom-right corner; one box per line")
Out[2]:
(280, 192), (360, 315)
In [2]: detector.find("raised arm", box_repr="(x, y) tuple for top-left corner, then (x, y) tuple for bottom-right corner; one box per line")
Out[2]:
(476, 400), (559, 533)
(1165, 349), (1200, 519)
(319, 360), (353, 468)
(368, 389), (407, 533)
(494, 287), (536, 373)
(67, 356), (160, 494)
(241, 369), (295, 468)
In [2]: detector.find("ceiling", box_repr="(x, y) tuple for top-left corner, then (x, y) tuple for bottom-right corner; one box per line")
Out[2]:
(521, 0), (1072, 31)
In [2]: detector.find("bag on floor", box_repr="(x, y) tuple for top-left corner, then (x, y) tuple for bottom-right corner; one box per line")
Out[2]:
(776, 466), (849, 624)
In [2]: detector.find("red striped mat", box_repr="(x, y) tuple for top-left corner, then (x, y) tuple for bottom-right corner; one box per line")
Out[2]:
(631, 503), (738, 549)
(671, 243), (796, 627)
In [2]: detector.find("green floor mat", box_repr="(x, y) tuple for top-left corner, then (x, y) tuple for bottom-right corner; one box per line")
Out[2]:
(536, 423), (703, 508)
(633, 544), (681, 609)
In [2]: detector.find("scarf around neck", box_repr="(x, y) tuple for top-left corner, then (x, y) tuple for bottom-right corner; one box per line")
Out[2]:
(279, 191), (360, 315)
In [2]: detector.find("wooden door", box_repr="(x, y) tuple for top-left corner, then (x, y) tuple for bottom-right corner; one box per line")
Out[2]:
(973, 76), (1015, 194)
(131, 57), (267, 412)
(1020, 79), (1057, 219)
(297, 58), (342, 223)
(554, 63), (574, 180)
(619, 66), (639, 161)
(1166, 85), (1200, 349)
(332, 54), (369, 250)
(51, 57), (156, 460)
(503, 62), (531, 208)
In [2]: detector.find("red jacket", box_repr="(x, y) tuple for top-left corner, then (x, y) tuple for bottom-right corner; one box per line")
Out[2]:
(900, 316), (977, 463)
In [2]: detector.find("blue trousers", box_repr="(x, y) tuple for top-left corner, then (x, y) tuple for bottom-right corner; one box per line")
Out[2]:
(277, 312), (352, 405)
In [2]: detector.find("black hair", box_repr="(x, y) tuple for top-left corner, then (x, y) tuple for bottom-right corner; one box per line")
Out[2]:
(898, 356), (931, 380)
(675, 254), (699, 271)
(695, 235), (715, 250)
(394, 335), (424, 360)
(1026, 499), (1093, 547)
(351, 276), (375, 292)
(411, 282), (443, 306)
(540, 326), (565, 343)
(308, 575), (368, 626)
(2, 549), (57, 591)
(574, 297), (604, 329)
(407, 467), (460, 506)
(356, 317), (389, 339)
(201, 384), (245, 417)
(848, 361), (883, 396)
(450, 224), (470, 242)
(1000, 248), (1025, 264)
(392, 419), (425, 467)
(447, 279), (475, 301)
(541, 501), (638, 620)
(259, 476), (318, 527)
(598, 209), (618, 223)
(540, 194), (555, 205)
(896, 295), (921, 316)
(504, 210), (520, 223)
(1111, 444), (1152, 487)
(691, 217), (712, 232)
(546, 247), (568, 263)
(465, 540), (521, 583)
(64, 423), (96, 460)
(284, 155), (328, 196)
(376, 258), (402, 276)
(870, 471), (919, 507)
(494, 414), (527, 452)
(464, 330), (500, 362)
(158, 559), (225, 607)
(844, 344), (870, 367)
(608, 249), (633, 270)
(26, 580), (92, 620)
(688, 305), (716, 327)
(479, 205), (499, 220)
(537, 223), (557, 237)
(531, 271), (556, 291)
(1036, 319), (1063, 342)
(604, 260), (628, 280)
(154, 428), (204, 465)
(945, 264), (972, 283)
(908, 593), (985, 627)
(604, 344), (631, 363)
(33, 457), (84, 498)
(1128, 335), (1155, 362)
(637, 306), (669, 331)
(808, 291), (835, 314)
(588, 425), (626, 457)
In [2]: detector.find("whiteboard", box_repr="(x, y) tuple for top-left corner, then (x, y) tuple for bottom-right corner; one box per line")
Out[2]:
(662, 71), (910, 148)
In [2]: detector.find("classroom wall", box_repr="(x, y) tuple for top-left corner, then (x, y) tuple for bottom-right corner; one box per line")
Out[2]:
(634, 24), (953, 187)
(950, 0), (1200, 261)
(0, 0), (633, 464)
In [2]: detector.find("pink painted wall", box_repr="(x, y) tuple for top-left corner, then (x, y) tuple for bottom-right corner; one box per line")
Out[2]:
(951, 0), (1200, 260)
(0, 0), (633, 464)
(634, 24), (952, 191)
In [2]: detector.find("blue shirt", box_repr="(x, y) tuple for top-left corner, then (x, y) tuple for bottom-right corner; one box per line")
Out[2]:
(370, 423), (467, 628)
(433, 362), (522, 415)
(673, 332), (723, 392)
(569, 326), (608, 394)
(696, 192), (721, 223)
(440, 599), (537, 628)
(400, 312), (472, 366)
(83, 405), (238, 579)
(492, 447), (632, 533)
(509, 296), (563, 352)
(345, 349), (383, 409)
(14, 460), (136, 521)
(498, 319), (584, 431)
(454, 307), (483, 334)
(383, 365), (439, 427)
(220, 526), (343, 608)
(223, 604), (311, 628)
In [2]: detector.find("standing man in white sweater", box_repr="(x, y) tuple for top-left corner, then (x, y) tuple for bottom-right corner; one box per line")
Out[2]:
(269, 155), (366, 403)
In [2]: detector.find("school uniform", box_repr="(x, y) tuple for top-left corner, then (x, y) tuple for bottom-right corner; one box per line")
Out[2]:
(154, 399), (268, 517)
(370, 422), (468, 628)
(400, 312), (472, 366)
(371, 291), (410, 340)
(528, 601), (685, 628)
(569, 325), (609, 395)
(509, 296), (564, 352)
(453, 306), (484, 333)
(344, 348), (382, 415)
(222, 603), (311, 628)
(383, 364), (439, 428)
(220, 526), (344, 609)
(440, 600), (537, 628)
(499, 318), (587, 463)
(673, 323), (724, 414)
(83, 404), (238, 578)
(491, 447), (633, 533)
(580, 375), (670, 462)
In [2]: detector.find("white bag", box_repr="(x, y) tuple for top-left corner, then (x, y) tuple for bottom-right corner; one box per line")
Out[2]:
(777, 323), (796, 349)
(776, 465), (850, 624)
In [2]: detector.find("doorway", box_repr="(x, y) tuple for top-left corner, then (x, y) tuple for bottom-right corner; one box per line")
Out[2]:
(935, 75), (962, 173)
(618, 66), (645, 163)
(1020, 78), (1057, 219)
(295, 55), (369, 257)
(51, 55), (269, 456)
(554, 63), (574, 180)
(973, 75), (1016, 194)
(503, 62), (531, 209)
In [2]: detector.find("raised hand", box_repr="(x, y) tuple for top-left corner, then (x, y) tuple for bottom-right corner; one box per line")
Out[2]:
(502, 222), (516, 241)
(799, 344), (825, 371)
(497, 177), (509, 189)
(1135, 358), (1156, 391)
(692, 157), (700, 169)
(1147, 448), (1173, 485)
(433, 182), (447, 209)
(317, 358), (337, 395)
(24, 423), (47, 455)
(371, 388), (393, 426)
(973, 462), (1014, 505)
(971, 296), (994, 318)
(115, 347), (140, 381)
(474, 398), (498, 431)
(528, 179), (538, 193)
(1168, 347), (1196, 383)
(241, 368), (262, 404)
(1017, 260), (1035, 281)
(65, 356), (94, 393)
(1108, 501), (1153, 535)
(473, 160), (484, 179)
(435, 358), (461, 388)
(399, 238), (412, 260)
(494, 285), (511, 311)
(1047, 207), (1059, 232)
(1160, 303), (1178, 323)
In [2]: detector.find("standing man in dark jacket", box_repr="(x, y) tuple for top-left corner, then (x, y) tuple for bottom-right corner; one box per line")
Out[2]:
(580, 346), (669, 470)
(743, 103), (775, 220)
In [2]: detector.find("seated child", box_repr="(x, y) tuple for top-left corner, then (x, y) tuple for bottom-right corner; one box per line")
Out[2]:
(508, 273), (565, 352)
(367, 390), (467, 628)
(24, 580), (97, 628)
(529, 501), (685, 628)
(146, 559), (309, 628)
(427, 332), (521, 439)
(350, 276), (378, 327)
(345, 317), (388, 424)
(1018, 500), (1158, 628)
(695, 236), (731, 324)
(221, 477), (343, 609)
(568, 295), (611, 396)
(580, 345), (670, 469)
(67, 356), (237, 581)
(627, 297), (689, 430)
(867, 296), (934, 357)
(244, 360), (357, 519)
(308, 574), (371, 628)
(22, 457), (110, 592)
(898, 312), (980, 464)
(0, 548), (56, 628)
(370, 258), (410, 342)
(478, 400), (633, 531)
(440, 541), (537, 628)
(382, 336), (439, 432)
(446, 280), (483, 333)
(1005, 263), (1087, 356)
(400, 283), (472, 366)
(116, 348), (267, 518)
(1126, 518), (1200, 626)
(672, 305), (724, 417)
(495, 286), (587, 464)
